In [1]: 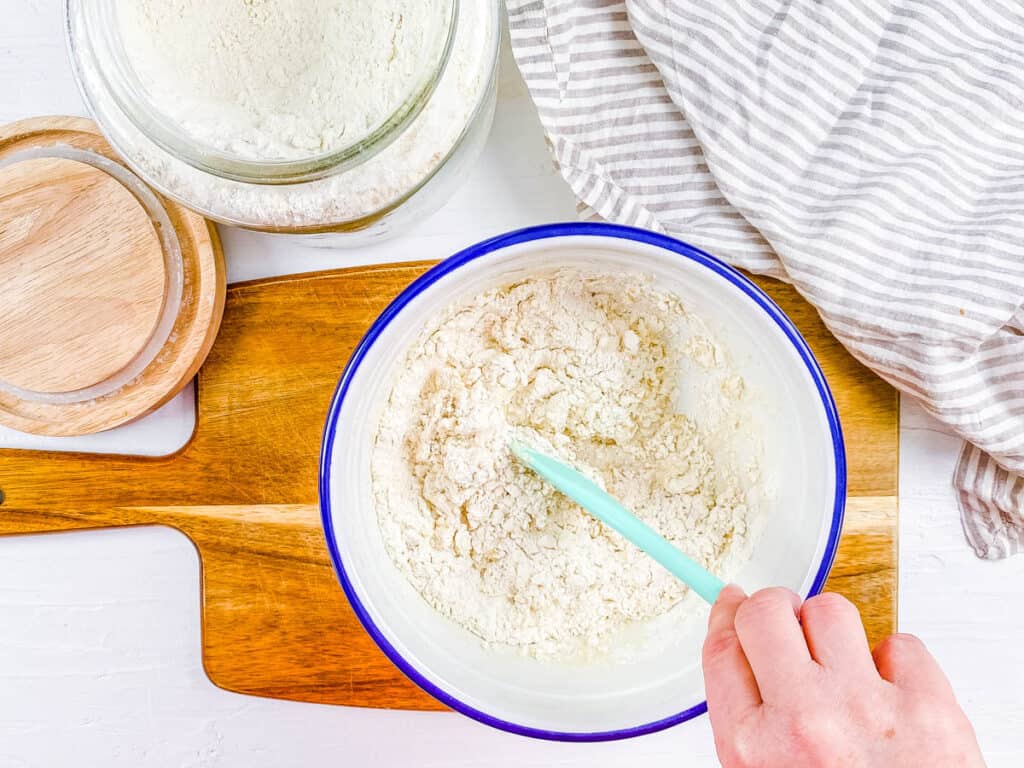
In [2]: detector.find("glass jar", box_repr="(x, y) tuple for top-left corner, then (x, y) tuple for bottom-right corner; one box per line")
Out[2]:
(65, 0), (500, 242)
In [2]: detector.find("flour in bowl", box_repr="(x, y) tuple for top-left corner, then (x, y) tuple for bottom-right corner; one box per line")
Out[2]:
(372, 270), (760, 659)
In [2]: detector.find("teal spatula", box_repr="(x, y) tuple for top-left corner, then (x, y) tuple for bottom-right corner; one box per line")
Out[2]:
(510, 441), (727, 605)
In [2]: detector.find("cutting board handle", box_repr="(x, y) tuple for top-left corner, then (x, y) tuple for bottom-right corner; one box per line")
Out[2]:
(0, 440), (196, 534)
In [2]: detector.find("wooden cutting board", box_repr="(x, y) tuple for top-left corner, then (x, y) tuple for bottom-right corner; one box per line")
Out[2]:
(0, 263), (898, 709)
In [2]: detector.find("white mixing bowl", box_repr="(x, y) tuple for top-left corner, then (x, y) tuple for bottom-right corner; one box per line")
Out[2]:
(319, 223), (845, 741)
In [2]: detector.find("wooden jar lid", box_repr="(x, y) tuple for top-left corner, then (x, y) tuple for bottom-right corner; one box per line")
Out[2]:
(0, 116), (225, 436)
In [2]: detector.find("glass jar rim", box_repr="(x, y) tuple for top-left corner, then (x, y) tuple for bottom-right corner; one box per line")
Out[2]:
(66, 0), (459, 186)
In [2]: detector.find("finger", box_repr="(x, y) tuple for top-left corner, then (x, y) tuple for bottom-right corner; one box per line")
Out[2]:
(801, 592), (876, 677)
(873, 633), (954, 697)
(733, 587), (813, 702)
(703, 585), (762, 729)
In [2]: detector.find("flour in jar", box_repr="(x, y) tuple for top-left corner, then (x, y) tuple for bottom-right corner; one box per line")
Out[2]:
(372, 270), (761, 659)
(118, 0), (451, 161)
(97, 0), (494, 229)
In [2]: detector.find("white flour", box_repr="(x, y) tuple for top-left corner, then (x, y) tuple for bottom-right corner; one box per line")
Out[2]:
(96, 1), (495, 228)
(372, 270), (759, 659)
(119, 0), (447, 161)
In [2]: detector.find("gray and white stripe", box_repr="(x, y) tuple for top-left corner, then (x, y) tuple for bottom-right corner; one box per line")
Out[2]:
(508, 0), (782, 275)
(508, 0), (1024, 559)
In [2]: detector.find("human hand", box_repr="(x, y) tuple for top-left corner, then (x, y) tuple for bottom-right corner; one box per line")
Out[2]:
(702, 586), (984, 767)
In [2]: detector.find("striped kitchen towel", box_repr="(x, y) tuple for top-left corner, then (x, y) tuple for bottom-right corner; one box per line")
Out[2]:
(508, 0), (1024, 559)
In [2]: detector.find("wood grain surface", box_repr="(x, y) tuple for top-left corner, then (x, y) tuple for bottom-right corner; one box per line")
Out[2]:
(0, 262), (897, 710)
(0, 116), (226, 436)
(0, 157), (166, 393)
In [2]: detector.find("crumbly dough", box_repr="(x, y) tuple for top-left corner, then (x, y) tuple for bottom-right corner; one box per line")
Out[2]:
(372, 270), (755, 659)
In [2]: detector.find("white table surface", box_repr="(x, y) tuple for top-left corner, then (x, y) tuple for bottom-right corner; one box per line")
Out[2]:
(2, 5), (1022, 766)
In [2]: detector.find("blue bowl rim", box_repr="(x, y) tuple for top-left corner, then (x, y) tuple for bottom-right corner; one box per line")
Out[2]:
(318, 222), (847, 742)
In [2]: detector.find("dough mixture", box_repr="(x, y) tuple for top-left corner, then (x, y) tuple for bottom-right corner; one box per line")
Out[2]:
(373, 270), (757, 659)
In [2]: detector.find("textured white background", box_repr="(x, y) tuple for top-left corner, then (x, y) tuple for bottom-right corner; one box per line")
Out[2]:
(2, 4), (1023, 765)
